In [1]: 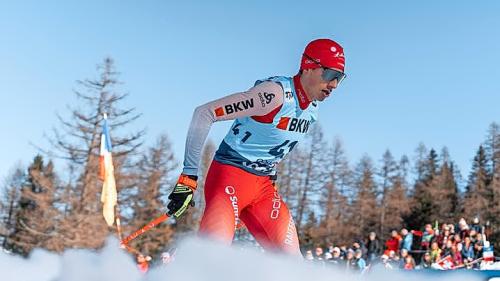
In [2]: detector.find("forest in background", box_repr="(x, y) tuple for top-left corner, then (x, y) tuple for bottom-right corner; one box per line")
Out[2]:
(1, 58), (499, 259)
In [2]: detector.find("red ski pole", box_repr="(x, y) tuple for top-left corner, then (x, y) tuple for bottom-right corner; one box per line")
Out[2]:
(120, 214), (170, 246)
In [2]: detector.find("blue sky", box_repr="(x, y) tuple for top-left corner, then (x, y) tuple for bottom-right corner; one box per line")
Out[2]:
(1, 1), (499, 185)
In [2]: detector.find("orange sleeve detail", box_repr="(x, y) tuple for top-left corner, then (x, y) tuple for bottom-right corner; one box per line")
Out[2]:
(178, 174), (197, 190)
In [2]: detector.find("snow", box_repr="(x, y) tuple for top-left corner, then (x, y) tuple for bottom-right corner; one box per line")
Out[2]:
(0, 237), (490, 281)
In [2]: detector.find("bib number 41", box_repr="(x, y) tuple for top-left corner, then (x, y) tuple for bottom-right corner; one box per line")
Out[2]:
(269, 140), (298, 159)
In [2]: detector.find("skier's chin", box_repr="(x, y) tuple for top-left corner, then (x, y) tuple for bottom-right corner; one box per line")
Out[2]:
(321, 90), (330, 99)
(316, 91), (328, 101)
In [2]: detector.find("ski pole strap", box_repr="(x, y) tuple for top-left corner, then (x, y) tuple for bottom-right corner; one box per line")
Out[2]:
(120, 214), (169, 245)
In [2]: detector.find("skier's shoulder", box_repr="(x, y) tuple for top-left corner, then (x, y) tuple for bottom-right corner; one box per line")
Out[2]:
(253, 76), (292, 95)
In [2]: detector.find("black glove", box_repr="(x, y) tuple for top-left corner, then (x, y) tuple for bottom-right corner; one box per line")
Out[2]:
(167, 174), (197, 218)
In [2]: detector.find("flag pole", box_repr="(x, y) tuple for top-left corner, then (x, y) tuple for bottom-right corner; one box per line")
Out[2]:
(115, 204), (123, 241)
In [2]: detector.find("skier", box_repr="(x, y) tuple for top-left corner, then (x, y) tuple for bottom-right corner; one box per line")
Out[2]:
(166, 38), (346, 255)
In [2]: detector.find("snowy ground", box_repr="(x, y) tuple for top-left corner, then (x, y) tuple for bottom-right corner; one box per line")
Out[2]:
(0, 237), (496, 281)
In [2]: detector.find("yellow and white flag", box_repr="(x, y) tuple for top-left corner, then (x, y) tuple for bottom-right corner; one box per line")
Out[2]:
(99, 113), (117, 226)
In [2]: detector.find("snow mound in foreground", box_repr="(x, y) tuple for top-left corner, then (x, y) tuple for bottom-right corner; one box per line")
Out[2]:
(0, 237), (486, 281)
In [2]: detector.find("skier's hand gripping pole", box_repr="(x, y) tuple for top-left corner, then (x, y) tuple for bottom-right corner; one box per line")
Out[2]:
(167, 174), (197, 218)
(119, 175), (196, 248)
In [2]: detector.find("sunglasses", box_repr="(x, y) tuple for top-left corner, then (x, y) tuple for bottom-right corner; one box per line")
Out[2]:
(322, 68), (346, 85)
(303, 54), (346, 84)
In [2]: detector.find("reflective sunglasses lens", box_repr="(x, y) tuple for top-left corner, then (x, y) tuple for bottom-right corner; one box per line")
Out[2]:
(322, 68), (346, 84)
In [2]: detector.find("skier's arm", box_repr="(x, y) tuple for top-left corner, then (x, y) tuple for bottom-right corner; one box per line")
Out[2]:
(166, 82), (284, 218)
(182, 81), (284, 176)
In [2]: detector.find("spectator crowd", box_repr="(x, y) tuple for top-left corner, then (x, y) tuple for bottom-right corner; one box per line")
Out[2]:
(302, 217), (498, 272)
(133, 217), (498, 274)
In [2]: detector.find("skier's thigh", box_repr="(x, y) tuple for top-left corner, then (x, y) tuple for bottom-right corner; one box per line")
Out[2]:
(241, 195), (300, 255)
(199, 192), (238, 244)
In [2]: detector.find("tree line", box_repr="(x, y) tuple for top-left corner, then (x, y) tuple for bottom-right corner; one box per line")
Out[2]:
(276, 125), (499, 254)
(0, 58), (499, 259)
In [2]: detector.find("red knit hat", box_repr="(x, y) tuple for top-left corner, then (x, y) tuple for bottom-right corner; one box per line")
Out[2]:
(300, 39), (345, 72)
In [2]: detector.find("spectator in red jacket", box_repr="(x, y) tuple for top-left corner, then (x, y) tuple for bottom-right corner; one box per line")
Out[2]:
(136, 254), (151, 274)
(385, 230), (402, 255)
(451, 244), (463, 267)
(436, 227), (451, 249)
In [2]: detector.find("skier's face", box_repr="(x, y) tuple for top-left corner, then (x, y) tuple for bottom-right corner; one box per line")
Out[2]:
(301, 68), (340, 102)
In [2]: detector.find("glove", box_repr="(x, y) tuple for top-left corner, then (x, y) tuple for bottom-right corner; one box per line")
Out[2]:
(167, 174), (197, 218)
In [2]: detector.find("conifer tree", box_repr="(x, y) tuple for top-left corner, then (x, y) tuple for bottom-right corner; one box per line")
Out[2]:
(463, 146), (490, 220)
(317, 137), (351, 245)
(0, 166), (25, 252)
(124, 135), (177, 256)
(1, 156), (64, 255)
(377, 150), (398, 236)
(351, 155), (379, 236)
(47, 58), (144, 249)
(434, 148), (460, 222)
(483, 123), (500, 250)
(384, 156), (410, 235)
(485, 123), (500, 176)
(406, 148), (440, 229)
(414, 143), (428, 182)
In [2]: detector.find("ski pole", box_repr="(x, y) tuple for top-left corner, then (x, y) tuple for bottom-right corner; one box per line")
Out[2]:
(120, 242), (143, 255)
(120, 214), (170, 245)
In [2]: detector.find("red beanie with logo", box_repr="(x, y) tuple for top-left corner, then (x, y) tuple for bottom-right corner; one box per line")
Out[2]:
(300, 39), (345, 72)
